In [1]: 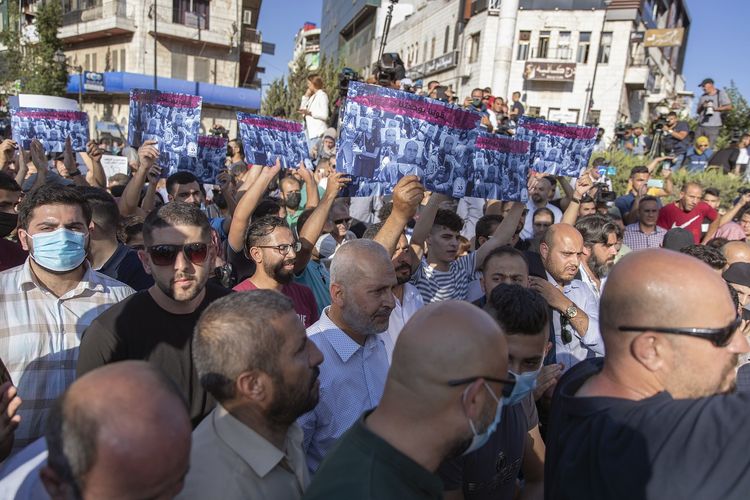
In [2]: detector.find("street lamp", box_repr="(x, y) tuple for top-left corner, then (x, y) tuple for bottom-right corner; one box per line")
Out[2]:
(582, 0), (613, 126)
(54, 49), (83, 107)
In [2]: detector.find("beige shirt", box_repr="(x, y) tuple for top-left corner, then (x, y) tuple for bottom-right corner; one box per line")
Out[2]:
(178, 404), (309, 500)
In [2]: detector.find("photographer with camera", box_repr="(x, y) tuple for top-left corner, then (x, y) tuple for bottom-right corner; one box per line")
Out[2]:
(660, 112), (690, 170)
(697, 78), (732, 148)
(630, 124), (651, 156)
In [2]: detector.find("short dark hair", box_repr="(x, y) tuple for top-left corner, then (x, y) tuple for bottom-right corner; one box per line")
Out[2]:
(533, 207), (555, 223)
(245, 215), (289, 250)
(166, 171), (199, 195)
(17, 183), (92, 231)
(630, 166), (649, 177)
(704, 187), (720, 198)
(118, 215), (144, 244)
(253, 198), (282, 220)
(471, 87), (483, 96)
(362, 222), (384, 240)
(480, 245), (529, 272)
(575, 214), (621, 247)
(142, 202), (210, 246)
(78, 187), (120, 237)
(639, 195), (659, 206)
(432, 208), (463, 233)
(667, 111), (678, 117)
(487, 283), (549, 335)
(0, 171), (21, 192)
(538, 176), (557, 189)
(580, 194), (595, 204)
(680, 244), (727, 270)
(706, 237), (729, 250)
(475, 214), (504, 248)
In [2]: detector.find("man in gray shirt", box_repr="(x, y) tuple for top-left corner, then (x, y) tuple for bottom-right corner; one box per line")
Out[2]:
(696, 78), (732, 148)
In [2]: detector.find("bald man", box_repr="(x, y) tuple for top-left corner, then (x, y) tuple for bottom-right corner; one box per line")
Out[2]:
(529, 224), (602, 372)
(304, 301), (511, 500)
(723, 240), (750, 266)
(545, 249), (750, 500)
(0, 361), (191, 499)
(298, 239), (397, 474)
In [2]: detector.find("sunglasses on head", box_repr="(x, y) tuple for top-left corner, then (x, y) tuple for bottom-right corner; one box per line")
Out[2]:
(147, 243), (210, 266)
(617, 315), (741, 347)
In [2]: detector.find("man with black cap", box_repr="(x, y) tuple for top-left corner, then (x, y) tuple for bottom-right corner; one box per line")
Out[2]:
(661, 227), (695, 252)
(697, 78), (732, 148)
(723, 262), (750, 309)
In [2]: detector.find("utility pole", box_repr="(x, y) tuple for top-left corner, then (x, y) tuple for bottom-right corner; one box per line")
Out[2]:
(150, 2), (158, 90)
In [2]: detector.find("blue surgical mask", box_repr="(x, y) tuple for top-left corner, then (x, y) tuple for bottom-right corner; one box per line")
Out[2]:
(462, 382), (504, 455)
(505, 368), (540, 406)
(30, 228), (87, 272)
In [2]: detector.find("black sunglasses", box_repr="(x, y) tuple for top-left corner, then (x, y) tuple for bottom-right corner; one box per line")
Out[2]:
(447, 374), (517, 399)
(255, 241), (302, 256)
(617, 315), (742, 347)
(334, 217), (352, 225)
(148, 243), (210, 266)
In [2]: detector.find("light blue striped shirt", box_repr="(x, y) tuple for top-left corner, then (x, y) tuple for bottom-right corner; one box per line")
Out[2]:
(297, 307), (389, 474)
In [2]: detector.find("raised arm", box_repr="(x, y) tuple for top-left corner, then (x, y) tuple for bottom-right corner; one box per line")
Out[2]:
(227, 160), (281, 252)
(63, 137), (89, 187)
(410, 191), (446, 261)
(373, 176), (425, 257)
(297, 164), (320, 209)
(474, 202), (525, 271)
(85, 140), (107, 188)
(14, 147), (29, 187)
(29, 139), (49, 191)
(561, 174), (593, 226)
(118, 140), (158, 216)
(556, 175), (575, 211)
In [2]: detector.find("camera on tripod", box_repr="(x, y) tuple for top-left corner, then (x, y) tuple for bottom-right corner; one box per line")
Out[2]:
(614, 123), (630, 139)
(651, 114), (668, 134)
(372, 53), (406, 88)
(338, 67), (361, 100)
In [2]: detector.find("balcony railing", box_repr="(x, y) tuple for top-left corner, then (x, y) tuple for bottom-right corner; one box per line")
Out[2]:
(529, 46), (573, 61)
(62, 0), (129, 26)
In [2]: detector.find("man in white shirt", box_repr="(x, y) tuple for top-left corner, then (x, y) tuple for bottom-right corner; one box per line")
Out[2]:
(521, 176), (563, 240)
(299, 74), (329, 153)
(574, 214), (620, 303)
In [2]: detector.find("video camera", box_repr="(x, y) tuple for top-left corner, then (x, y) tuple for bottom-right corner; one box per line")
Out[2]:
(594, 183), (616, 203)
(373, 53), (406, 88)
(338, 67), (361, 100)
(614, 123), (630, 139)
(651, 113), (668, 134)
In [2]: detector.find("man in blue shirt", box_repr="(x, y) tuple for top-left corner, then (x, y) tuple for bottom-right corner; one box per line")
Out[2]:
(683, 136), (713, 173)
(298, 239), (397, 474)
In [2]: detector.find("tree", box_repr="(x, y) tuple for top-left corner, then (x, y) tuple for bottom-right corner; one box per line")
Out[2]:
(715, 81), (750, 149)
(0, 0), (67, 97)
(260, 77), (290, 117)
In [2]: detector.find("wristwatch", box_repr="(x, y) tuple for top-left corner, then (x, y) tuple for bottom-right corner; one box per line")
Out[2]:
(563, 305), (578, 320)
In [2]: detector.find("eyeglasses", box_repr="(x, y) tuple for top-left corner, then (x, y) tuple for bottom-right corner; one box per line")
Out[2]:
(447, 374), (517, 399)
(617, 315), (742, 347)
(130, 244), (145, 252)
(334, 217), (352, 225)
(255, 241), (302, 256)
(148, 243), (210, 266)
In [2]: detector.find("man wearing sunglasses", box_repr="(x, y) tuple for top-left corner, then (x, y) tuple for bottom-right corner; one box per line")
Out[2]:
(440, 285), (549, 500)
(304, 301), (510, 499)
(546, 249), (750, 500)
(78, 202), (232, 428)
(234, 215), (319, 328)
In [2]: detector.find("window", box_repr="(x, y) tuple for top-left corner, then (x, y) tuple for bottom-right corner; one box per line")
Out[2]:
(469, 32), (480, 63)
(537, 31), (550, 59)
(173, 0), (210, 30)
(577, 32), (591, 64)
(598, 32), (612, 64)
(84, 54), (90, 71)
(120, 49), (126, 72)
(431, 37), (436, 60)
(517, 30), (530, 60)
(110, 49), (117, 71)
(194, 57), (210, 82)
(528, 106), (541, 117)
(172, 53), (187, 80)
(423, 39), (428, 62)
(557, 31), (571, 60)
(588, 109), (601, 125)
(91, 53), (97, 72)
(444, 26), (450, 54)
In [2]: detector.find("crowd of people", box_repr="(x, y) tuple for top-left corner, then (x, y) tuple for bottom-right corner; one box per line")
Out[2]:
(0, 70), (749, 500)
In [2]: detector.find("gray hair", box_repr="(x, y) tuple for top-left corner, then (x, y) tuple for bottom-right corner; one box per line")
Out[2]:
(193, 290), (295, 402)
(330, 238), (390, 287)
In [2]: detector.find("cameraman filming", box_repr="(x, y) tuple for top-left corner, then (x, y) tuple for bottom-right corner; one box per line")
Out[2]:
(660, 111), (690, 170)
(697, 78), (732, 148)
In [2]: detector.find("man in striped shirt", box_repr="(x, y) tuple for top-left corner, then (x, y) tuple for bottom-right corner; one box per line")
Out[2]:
(410, 193), (525, 304)
(0, 184), (133, 456)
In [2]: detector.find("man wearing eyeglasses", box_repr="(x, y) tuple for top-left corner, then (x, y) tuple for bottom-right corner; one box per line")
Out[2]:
(545, 249), (750, 500)
(234, 215), (319, 328)
(78, 202), (232, 428)
(314, 202), (356, 263)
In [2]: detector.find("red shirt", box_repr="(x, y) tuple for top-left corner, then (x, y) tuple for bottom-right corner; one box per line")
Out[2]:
(657, 201), (718, 243)
(233, 279), (319, 327)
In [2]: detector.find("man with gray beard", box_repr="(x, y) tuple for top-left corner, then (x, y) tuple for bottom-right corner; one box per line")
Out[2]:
(297, 239), (397, 474)
(575, 214), (621, 303)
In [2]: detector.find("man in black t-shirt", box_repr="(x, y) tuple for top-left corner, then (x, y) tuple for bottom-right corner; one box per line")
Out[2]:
(78, 202), (232, 427)
(545, 249), (750, 500)
(660, 112), (690, 169)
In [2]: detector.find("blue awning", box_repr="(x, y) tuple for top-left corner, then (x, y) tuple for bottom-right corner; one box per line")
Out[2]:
(66, 72), (260, 110)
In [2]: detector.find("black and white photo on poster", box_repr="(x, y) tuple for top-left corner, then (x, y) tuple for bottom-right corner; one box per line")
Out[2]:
(470, 133), (530, 202)
(515, 116), (597, 177)
(237, 113), (311, 169)
(176, 136), (227, 184)
(10, 108), (89, 152)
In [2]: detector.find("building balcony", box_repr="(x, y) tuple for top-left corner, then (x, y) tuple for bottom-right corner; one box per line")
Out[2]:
(150, 11), (231, 49)
(241, 27), (262, 55)
(304, 44), (320, 54)
(624, 54), (650, 89)
(528, 46), (574, 62)
(59, 0), (136, 42)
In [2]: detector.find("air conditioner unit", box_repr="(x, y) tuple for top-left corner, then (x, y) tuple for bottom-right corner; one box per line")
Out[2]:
(242, 10), (253, 25)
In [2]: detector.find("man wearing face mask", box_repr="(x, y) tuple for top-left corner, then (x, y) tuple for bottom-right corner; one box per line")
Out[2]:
(0, 172), (27, 271)
(440, 285), (549, 500)
(0, 184), (134, 456)
(304, 301), (511, 500)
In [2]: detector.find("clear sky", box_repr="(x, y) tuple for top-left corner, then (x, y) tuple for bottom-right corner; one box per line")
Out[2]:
(258, 0), (749, 99)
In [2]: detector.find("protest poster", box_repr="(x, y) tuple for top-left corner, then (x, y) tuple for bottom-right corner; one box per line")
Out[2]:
(515, 116), (597, 177)
(175, 135), (227, 184)
(127, 89), (202, 177)
(10, 108), (89, 152)
(100, 155), (129, 180)
(336, 81), (481, 198)
(469, 133), (530, 202)
(236, 112), (311, 169)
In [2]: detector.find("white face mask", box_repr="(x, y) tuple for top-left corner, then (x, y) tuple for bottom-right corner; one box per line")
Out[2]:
(505, 368), (540, 406)
(461, 383), (504, 456)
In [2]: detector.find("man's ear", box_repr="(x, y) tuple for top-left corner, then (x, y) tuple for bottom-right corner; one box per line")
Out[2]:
(17, 228), (30, 252)
(39, 466), (71, 500)
(631, 333), (667, 372)
(137, 249), (153, 275)
(539, 241), (549, 261)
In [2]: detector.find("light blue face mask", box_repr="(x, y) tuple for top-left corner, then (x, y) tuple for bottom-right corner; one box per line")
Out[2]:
(505, 368), (541, 406)
(462, 382), (504, 456)
(30, 228), (87, 272)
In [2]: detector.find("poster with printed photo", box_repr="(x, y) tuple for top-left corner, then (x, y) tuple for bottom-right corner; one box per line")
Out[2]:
(515, 116), (597, 177)
(176, 135), (227, 184)
(237, 113), (311, 169)
(10, 108), (89, 152)
(336, 81), (482, 198)
(469, 133), (530, 202)
(127, 89), (202, 177)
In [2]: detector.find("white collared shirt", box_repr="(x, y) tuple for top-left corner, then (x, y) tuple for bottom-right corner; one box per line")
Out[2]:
(383, 283), (424, 361)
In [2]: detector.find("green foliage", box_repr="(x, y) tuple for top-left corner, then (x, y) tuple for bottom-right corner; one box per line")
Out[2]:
(716, 81), (750, 149)
(0, 0), (68, 97)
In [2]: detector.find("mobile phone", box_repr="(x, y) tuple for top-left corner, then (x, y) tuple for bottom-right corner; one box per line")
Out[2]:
(647, 179), (664, 189)
(606, 166), (617, 176)
(435, 86), (448, 101)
